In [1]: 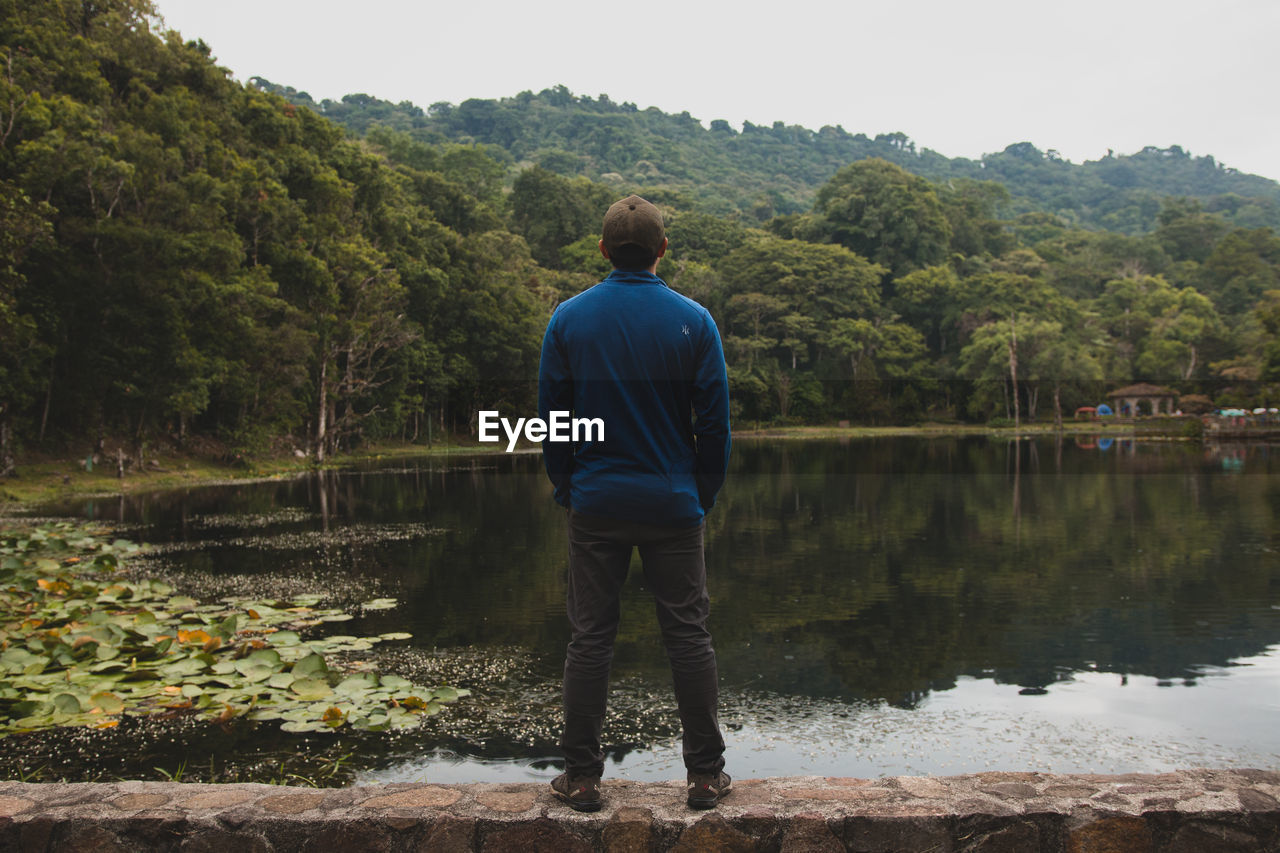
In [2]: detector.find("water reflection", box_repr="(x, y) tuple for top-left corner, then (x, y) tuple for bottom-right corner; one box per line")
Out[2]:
(17, 436), (1280, 780)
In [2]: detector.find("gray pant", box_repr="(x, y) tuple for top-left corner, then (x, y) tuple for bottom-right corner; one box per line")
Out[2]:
(561, 509), (726, 778)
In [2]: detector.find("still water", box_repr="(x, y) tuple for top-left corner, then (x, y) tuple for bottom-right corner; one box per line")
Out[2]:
(14, 436), (1280, 783)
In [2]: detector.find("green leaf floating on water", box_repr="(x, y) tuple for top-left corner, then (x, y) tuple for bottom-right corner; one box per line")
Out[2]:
(53, 693), (82, 714)
(290, 677), (332, 700)
(0, 523), (469, 735)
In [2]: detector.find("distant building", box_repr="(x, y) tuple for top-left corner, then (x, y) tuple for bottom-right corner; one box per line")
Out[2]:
(1106, 383), (1178, 416)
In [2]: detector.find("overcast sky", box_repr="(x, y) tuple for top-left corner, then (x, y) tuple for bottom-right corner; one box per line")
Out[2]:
(152, 0), (1280, 182)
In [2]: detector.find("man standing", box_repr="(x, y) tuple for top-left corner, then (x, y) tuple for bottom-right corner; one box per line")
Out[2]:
(538, 195), (732, 811)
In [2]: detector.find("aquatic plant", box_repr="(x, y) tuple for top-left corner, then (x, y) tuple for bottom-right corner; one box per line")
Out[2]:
(0, 523), (467, 735)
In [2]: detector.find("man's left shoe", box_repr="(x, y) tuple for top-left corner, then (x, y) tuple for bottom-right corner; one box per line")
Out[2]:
(551, 772), (602, 812)
(687, 770), (732, 809)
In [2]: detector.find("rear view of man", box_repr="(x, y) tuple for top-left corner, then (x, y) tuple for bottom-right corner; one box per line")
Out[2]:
(538, 195), (732, 811)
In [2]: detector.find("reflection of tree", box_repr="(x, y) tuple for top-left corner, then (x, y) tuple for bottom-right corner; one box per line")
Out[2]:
(708, 438), (1280, 704)
(72, 440), (1280, 712)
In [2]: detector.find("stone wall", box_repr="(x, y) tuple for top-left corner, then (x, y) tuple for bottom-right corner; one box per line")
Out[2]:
(1, 769), (1278, 851)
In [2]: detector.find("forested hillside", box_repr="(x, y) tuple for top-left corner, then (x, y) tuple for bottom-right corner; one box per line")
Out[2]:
(254, 81), (1280, 234)
(3, 0), (1280, 476)
(0, 0), (563, 473)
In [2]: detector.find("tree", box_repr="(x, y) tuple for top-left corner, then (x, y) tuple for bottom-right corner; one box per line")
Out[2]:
(1199, 228), (1280, 318)
(509, 166), (614, 268)
(1094, 274), (1224, 381)
(810, 158), (952, 278)
(1257, 291), (1280, 381)
(937, 178), (1015, 258)
(1154, 197), (1228, 263)
(892, 264), (964, 357)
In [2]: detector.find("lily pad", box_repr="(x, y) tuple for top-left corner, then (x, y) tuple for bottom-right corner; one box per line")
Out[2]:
(432, 686), (461, 703)
(289, 678), (332, 700)
(1, 523), (471, 736)
(280, 720), (329, 733)
(90, 692), (124, 714)
(52, 693), (82, 714)
(292, 653), (329, 679)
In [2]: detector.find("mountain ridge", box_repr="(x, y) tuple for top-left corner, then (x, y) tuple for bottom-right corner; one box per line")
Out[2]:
(250, 79), (1280, 234)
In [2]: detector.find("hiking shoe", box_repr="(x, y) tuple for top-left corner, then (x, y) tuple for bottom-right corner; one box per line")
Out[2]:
(551, 771), (602, 812)
(687, 770), (732, 809)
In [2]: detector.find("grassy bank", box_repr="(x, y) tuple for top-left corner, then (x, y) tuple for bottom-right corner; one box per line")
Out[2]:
(733, 420), (1131, 439)
(0, 439), (506, 508)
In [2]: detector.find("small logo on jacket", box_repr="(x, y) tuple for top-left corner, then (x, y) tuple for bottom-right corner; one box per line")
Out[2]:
(681, 324), (690, 336)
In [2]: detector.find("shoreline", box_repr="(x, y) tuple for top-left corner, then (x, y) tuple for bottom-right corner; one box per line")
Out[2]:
(0, 421), (1166, 510)
(0, 440), (510, 511)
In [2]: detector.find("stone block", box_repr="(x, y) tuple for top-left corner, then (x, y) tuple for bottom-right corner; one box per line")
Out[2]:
(671, 813), (756, 853)
(1237, 789), (1280, 812)
(475, 791), (536, 813)
(1167, 821), (1272, 853)
(359, 786), (461, 809)
(421, 814), (476, 852)
(18, 814), (56, 852)
(49, 822), (132, 853)
(178, 828), (271, 853)
(980, 782), (1038, 799)
(958, 820), (1042, 852)
(603, 806), (653, 853)
(109, 794), (171, 812)
(480, 816), (592, 853)
(1066, 815), (1153, 853)
(298, 819), (394, 853)
(260, 792), (326, 814)
(0, 795), (37, 816)
(179, 791), (255, 811)
(840, 814), (951, 853)
(780, 812), (842, 853)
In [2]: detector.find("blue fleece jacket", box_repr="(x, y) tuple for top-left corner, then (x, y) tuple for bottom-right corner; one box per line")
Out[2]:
(537, 269), (731, 527)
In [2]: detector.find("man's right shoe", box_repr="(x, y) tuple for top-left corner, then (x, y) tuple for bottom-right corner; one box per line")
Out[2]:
(551, 771), (602, 812)
(686, 770), (732, 809)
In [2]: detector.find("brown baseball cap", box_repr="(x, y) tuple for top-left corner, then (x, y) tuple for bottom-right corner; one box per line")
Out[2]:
(601, 195), (665, 256)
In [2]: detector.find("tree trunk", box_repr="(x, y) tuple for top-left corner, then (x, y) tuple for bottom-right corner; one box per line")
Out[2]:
(0, 407), (15, 477)
(1008, 312), (1020, 429)
(134, 405), (146, 471)
(1053, 382), (1063, 431)
(315, 358), (328, 464)
(38, 375), (53, 444)
(327, 398), (337, 456)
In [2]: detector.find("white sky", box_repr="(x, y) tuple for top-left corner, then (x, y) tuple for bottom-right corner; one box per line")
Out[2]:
(151, 0), (1280, 182)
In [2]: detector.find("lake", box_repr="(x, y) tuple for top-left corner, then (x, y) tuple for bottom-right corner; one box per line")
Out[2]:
(8, 435), (1280, 784)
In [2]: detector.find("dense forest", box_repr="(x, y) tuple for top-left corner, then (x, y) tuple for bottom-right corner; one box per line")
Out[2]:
(255, 80), (1280, 233)
(3, 0), (1280, 475)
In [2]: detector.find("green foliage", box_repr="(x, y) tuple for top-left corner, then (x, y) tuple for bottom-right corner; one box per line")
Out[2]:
(0, 0), (554, 455)
(0, 523), (468, 734)
(1199, 227), (1280, 318)
(509, 166), (614, 268)
(808, 158), (952, 277)
(2, 8), (1279, 449)
(263, 82), (1280, 233)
